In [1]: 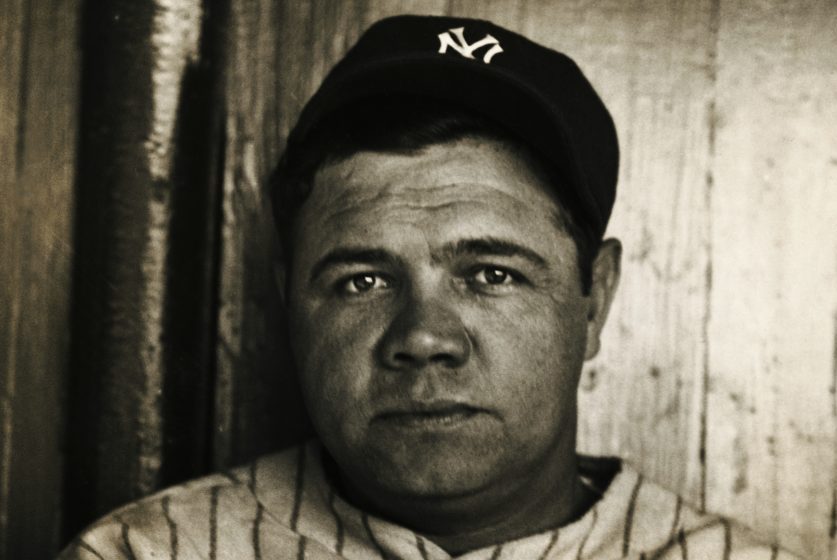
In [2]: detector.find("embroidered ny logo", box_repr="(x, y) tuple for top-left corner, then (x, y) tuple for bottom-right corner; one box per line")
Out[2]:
(437, 27), (504, 64)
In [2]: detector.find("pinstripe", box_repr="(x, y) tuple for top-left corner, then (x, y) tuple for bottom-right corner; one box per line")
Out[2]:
(669, 495), (682, 540)
(253, 502), (264, 560)
(290, 445), (306, 531)
(721, 520), (731, 560)
(362, 512), (389, 559)
(117, 517), (138, 560)
(162, 495), (178, 560)
(209, 485), (220, 560)
(646, 545), (667, 560)
(77, 539), (106, 560)
(536, 529), (560, 560)
(677, 528), (688, 560)
(327, 487), (345, 554)
(248, 458), (258, 494)
(622, 475), (644, 556)
(297, 535), (308, 560)
(66, 447), (788, 560)
(221, 470), (241, 484)
(415, 534), (431, 560)
(576, 507), (598, 560)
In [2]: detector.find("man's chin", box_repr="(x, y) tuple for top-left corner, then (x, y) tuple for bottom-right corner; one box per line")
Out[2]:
(357, 436), (506, 500)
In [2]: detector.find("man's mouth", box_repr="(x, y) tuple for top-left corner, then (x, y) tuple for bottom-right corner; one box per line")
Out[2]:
(374, 402), (483, 429)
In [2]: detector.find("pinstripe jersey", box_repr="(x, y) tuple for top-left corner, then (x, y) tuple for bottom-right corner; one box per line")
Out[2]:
(59, 441), (799, 560)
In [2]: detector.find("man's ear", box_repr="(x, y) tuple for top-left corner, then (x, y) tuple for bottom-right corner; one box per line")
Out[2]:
(584, 238), (622, 360)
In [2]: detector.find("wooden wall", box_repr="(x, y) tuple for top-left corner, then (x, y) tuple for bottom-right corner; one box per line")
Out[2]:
(63, 0), (227, 538)
(0, 1), (80, 558)
(1, 1), (835, 558)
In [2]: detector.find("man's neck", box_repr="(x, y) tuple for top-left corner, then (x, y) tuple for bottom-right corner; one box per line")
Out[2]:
(328, 446), (600, 555)
(415, 472), (599, 555)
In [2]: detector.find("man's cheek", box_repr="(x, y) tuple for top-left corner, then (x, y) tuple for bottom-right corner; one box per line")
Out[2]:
(302, 329), (376, 412)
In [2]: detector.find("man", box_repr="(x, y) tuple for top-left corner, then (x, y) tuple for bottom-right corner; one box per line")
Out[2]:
(60, 15), (797, 560)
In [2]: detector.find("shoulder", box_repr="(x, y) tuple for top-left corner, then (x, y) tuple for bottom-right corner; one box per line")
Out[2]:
(604, 461), (803, 559)
(57, 445), (306, 560)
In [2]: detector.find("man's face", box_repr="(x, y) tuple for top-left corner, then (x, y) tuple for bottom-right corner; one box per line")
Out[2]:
(286, 137), (607, 501)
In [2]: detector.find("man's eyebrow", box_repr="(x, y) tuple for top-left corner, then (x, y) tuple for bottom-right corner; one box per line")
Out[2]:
(309, 248), (403, 282)
(440, 237), (548, 268)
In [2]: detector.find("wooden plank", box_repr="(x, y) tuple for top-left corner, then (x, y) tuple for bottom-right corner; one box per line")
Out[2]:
(214, 0), (294, 469)
(62, 0), (169, 535)
(0, 0), (80, 558)
(706, 1), (837, 558)
(64, 0), (225, 539)
(0, 0), (27, 552)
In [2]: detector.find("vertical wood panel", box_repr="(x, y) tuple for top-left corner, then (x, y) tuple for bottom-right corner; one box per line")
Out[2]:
(0, 0), (80, 557)
(64, 0), (226, 540)
(707, 2), (837, 558)
(215, 0), (294, 468)
(66, 4), (168, 529)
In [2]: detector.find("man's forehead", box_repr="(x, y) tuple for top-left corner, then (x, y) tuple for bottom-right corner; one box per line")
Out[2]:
(291, 139), (575, 268)
(309, 137), (560, 211)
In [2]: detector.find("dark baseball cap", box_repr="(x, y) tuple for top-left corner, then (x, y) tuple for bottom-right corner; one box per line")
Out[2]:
(286, 14), (619, 238)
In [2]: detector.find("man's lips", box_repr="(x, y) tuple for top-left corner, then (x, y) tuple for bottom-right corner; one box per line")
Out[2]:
(373, 401), (485, 429)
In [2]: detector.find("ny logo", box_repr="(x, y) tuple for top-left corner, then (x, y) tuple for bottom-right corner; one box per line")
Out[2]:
(437, 27), (504, 64)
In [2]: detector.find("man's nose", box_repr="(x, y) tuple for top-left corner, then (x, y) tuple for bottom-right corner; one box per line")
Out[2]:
(377, 294), (471, 370)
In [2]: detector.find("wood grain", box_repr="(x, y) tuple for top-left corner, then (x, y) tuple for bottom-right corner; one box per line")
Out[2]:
(214, 0), (298, 468)
(0, 0), (80, 558)
(706, 1), (837, 557)
(62, 0), (170, 536)
(62, 0), (227, 542)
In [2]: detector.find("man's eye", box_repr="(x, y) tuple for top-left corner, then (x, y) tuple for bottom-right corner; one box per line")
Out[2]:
(471, 266), (516, 286)
(340, 273), (390, 294)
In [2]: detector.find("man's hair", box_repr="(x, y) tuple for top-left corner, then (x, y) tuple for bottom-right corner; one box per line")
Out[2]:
(269, 96), (601, 294)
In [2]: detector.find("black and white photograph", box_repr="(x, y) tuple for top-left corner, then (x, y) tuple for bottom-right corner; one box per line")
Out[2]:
(1, 1), (835, 559)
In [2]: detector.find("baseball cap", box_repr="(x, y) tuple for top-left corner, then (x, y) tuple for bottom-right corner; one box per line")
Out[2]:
(285, 14), (619, 238)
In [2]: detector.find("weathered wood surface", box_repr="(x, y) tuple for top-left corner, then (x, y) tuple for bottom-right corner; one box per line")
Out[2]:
(706, 1), (837, 556)
(219, 1), (837, 558)
(0, 0), (80, 558)
(63, 0), (226, 541)
(213, 0), (303, 469)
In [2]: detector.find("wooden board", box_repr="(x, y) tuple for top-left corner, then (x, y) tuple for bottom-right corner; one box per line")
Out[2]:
(0, 0), (80, 557)
(62, 0), (227, 542)
(706, 2), (837, 557)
